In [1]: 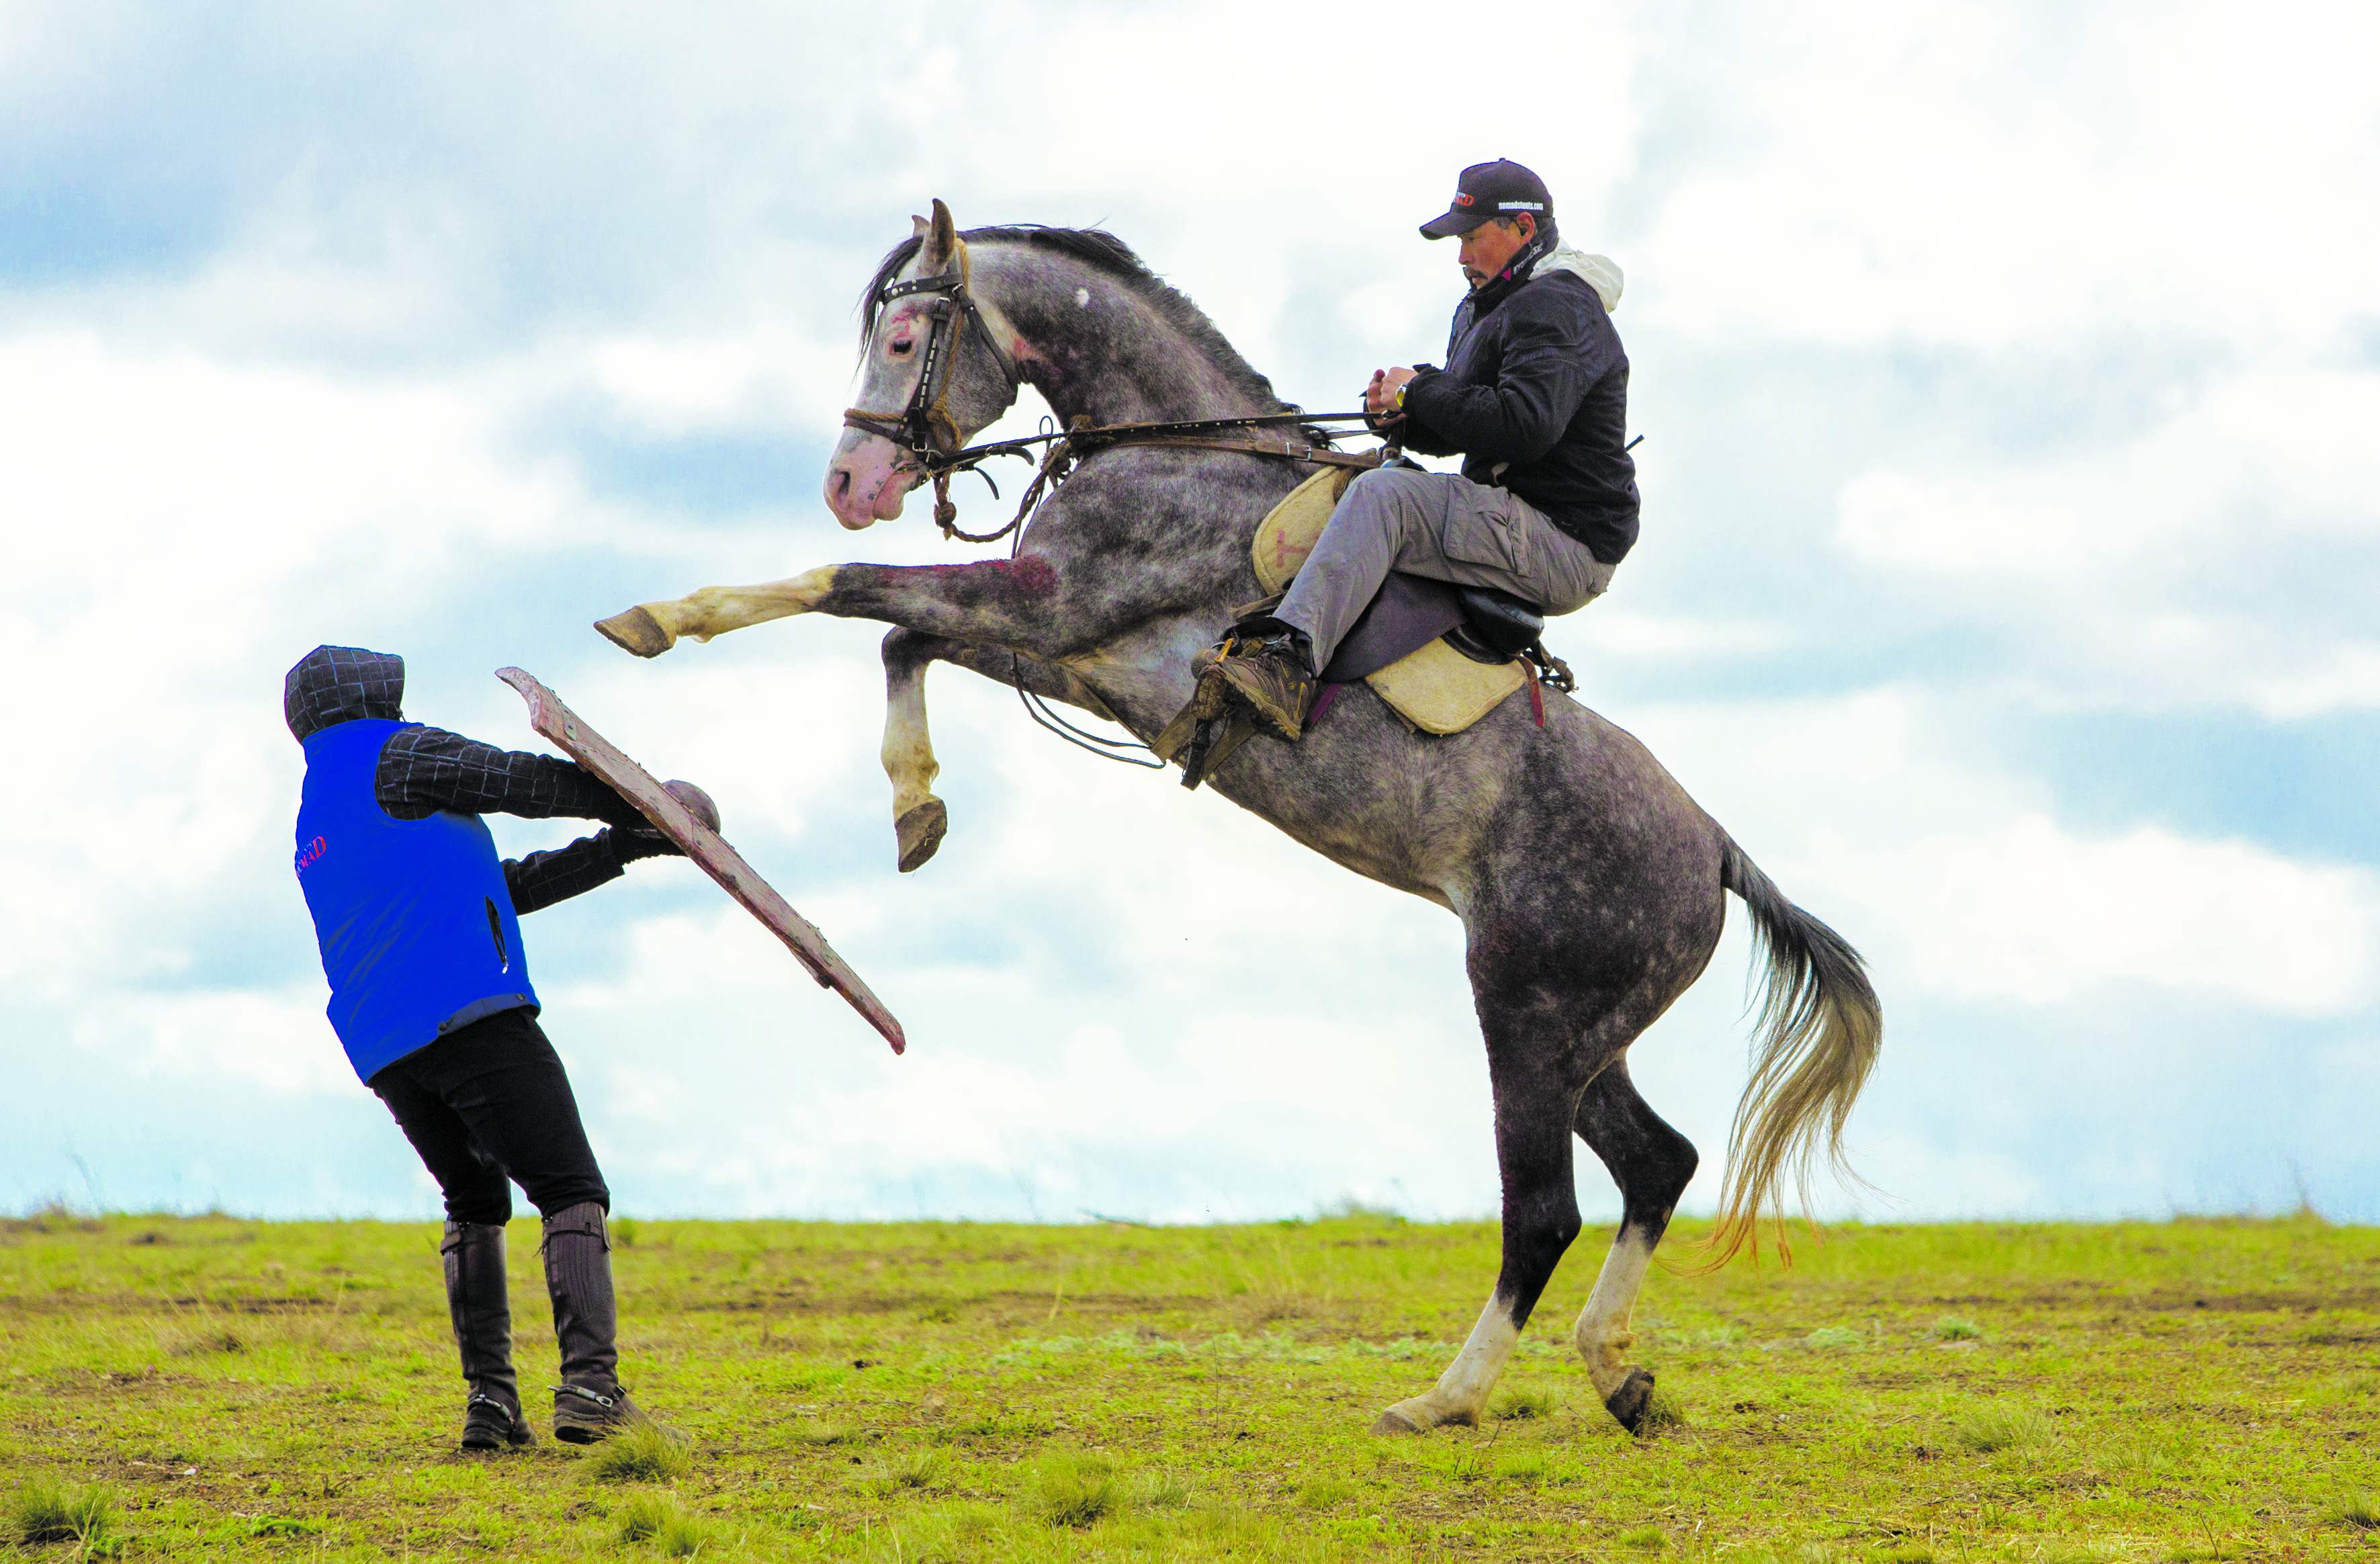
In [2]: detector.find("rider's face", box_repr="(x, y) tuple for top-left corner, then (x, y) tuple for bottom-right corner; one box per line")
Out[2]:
(1457, 215), (1534, 290)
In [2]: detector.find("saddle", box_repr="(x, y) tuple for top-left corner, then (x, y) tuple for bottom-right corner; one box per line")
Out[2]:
(1250, 466), (1565, 735)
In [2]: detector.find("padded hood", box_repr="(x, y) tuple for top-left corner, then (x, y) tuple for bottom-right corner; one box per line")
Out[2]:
(285, 645), (406, 742)
(1535, 245), (1624, 313)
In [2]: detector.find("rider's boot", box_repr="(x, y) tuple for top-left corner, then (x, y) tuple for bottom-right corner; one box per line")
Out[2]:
(441, 1220), (535, 1452)
(541, 1202), (648, 1443)
(1212, 621), (1317, 741)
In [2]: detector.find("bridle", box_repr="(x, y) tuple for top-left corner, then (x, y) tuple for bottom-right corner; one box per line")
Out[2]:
(841, 238), (1024, 526)
(843, 237), (1384, 546)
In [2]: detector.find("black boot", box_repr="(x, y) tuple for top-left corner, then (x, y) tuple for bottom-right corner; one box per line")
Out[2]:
(542, 1202), (646, 1442)
(441, 1221), (533, 1451)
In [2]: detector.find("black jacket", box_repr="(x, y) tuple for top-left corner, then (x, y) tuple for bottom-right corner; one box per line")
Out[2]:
(283, 645), (672, 914)
(1397, 242), (1640, 564)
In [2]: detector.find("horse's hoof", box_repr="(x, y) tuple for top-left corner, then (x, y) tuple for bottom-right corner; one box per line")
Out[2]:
(895, 799), (948, 873)
(1604, 1368), (1657, 1434)
(1369, 1407), (1424, 1436)
(595, 606), (673, 658)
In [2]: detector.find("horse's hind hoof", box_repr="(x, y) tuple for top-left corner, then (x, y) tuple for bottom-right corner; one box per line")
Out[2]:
(1368, 1407), (1424, 1436)
(896, 799), (948, 873)
(595, 606), (673, 658)
(1603, 1368), (1657, 1434)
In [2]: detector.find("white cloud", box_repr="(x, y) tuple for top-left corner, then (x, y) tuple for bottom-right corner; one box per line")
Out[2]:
(1824, 815), (2378, 1014)
(96, 987), (363, 1098)
(1622, 689), (2375, 1014)
(1834, 363), (2380, 714)
(580, 322), (852, 439)
(1839, 367), (2380, 579)
(1632, 2), (2380, 353)
(3, 0), (2375, 1225)
(0, 333), (607, 1001)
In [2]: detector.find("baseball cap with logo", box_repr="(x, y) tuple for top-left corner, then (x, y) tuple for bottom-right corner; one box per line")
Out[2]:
(1419, 159), (1554, 239)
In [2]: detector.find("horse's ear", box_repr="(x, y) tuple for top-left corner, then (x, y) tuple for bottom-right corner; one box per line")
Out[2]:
(911, 214), (932, 238)
(924, 198), (958, 273)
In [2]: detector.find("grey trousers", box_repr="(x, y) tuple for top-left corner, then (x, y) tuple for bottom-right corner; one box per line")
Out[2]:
(1275, 466), (1618, 672)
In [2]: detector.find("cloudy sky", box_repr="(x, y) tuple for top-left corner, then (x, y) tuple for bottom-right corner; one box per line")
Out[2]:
(3, 1), (2374, 1228)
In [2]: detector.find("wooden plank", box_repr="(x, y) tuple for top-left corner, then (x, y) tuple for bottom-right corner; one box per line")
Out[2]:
(496, 667), (906, 1055)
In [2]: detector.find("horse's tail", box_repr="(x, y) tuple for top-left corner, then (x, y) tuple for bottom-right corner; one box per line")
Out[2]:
(1695, 832), (1884, 1270)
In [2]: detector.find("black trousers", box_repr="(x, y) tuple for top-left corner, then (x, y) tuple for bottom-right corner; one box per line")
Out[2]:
(369, 1006), (609, 1225)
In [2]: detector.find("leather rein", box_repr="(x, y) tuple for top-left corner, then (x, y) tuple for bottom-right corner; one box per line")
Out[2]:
(843, 241), (1384, 546)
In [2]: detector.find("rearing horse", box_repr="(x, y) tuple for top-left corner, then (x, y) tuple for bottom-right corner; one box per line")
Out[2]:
(596, 202), (1883, 1436)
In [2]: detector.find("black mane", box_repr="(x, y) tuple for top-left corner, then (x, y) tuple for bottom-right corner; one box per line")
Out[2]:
(858, 224), (1294, 415)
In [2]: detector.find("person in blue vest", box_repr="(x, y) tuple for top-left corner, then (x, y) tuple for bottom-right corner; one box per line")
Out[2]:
(286, 644), (708, 1452)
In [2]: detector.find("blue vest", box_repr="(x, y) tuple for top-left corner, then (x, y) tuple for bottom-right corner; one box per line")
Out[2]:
(295, 719), (538, 1083)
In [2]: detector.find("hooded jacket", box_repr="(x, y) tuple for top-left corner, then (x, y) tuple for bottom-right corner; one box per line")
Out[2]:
(1396, 238), (1640, 565)
(285, 646), (664, 1082)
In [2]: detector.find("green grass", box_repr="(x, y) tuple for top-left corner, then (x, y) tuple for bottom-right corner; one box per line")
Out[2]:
(613, 1492), (716, 1555)
(1489, 1387), (1558, 1420)
(2, 1210), (2375, 1559)
(586, 1419), (694, 1482)
(2331, 1493), (2380, 1530)
(1030, 1452), (1127, 1528)
(1953, 1402), (2054, 1451)
(9, 1474), (119, 1551)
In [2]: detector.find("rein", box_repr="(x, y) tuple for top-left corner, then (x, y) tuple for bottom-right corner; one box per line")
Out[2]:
(936, 414), (1388, 546)
(850, 405), (1391, 547)
(844, 241), (1389, 545)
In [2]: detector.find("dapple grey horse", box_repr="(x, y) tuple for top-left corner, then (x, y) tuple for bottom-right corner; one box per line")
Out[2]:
(596, 202), (1883, 1436)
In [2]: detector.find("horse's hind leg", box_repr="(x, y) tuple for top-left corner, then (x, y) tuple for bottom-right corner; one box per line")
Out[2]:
(1372, 1013), (1585, 1435)
(879, 629), (1124, 873)
(1571, 1058), (1699, 1433)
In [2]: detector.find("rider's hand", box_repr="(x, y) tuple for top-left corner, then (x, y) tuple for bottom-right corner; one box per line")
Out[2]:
(1364, 367), (1418, 419)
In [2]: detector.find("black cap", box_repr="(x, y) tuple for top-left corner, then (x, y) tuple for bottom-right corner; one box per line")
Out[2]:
(1419, 160), (1553, 240)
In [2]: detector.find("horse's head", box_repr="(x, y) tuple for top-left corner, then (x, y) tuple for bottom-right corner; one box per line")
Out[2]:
(826, 199), (1022, 531)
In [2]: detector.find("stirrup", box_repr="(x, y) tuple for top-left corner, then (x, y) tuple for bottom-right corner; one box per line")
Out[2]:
(1155, 611), (1294, 789)
(1526, 640), (1577, 693)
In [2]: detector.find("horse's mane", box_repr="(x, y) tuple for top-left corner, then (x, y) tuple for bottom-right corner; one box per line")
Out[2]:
(858, 225), (1296, 414)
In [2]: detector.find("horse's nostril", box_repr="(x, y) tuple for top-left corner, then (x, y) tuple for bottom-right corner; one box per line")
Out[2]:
(830, 469), (852, 505)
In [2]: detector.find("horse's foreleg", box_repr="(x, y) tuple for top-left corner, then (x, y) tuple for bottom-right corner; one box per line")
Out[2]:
(598, 558), (1093, 662)
(598, 568), (838, 658)
(1570, 1058), (1700, 1434)
(882, 629), (949, 873)
(1374, 1037), (1581, 1435)
(879, 629), (1126, 874)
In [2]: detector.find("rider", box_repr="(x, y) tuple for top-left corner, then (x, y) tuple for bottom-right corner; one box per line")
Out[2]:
(1214, 159), (1638, 738)
(285, 644), (706, 1453)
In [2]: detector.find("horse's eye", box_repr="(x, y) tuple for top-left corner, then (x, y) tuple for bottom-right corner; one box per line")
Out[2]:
(890, 338), (915, 355)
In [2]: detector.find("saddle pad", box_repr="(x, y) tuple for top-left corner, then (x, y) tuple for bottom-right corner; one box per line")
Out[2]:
(1252, 468), (1527, 735)
(1253, 466), (1358, 594)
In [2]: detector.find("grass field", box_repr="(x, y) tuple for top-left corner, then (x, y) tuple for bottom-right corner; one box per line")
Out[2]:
(2, 1209), (2375, 1561)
